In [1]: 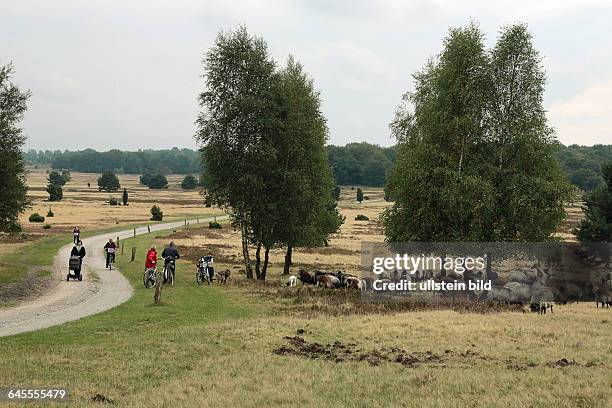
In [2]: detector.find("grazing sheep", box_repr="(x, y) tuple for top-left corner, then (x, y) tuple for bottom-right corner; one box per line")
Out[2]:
(559, 282), (583, 302)
(317, 274), (341, 289)
(286, 275), (297, 287)
(298, 269), (316, 285)
(344, 276), (360, 289)
(217, 269), (231, 284)
(358, 279), (367, 291)
(594, 285), (611, 308)
(508, 271), (530, 285)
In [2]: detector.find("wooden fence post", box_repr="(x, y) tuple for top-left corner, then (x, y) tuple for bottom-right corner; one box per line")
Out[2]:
(147, 225), (151, 233)
(154, 269), (163, 305)
(121, 242), (124, 255)
(133, 228), (136, 238)
(130, 247), (137, 262)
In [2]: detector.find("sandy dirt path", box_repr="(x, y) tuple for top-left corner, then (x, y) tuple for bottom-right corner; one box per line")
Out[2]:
(0, 216), (227, 337)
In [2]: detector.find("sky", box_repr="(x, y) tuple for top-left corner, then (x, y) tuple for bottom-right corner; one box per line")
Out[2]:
(1, 0), (611, 151)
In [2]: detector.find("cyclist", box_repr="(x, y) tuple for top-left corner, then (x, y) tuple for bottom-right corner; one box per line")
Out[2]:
(103, 238), (117, 269)
(203, 251), (215, 281)
(161, 241), (180, 281)
(73, 226), (80, 244)
(145, 245), (158, 270)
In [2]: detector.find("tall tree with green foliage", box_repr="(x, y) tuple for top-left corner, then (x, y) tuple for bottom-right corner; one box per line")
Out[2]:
(356, 188), (364, 203)
(383, 23), (572, 261)
(270, 57), (344, 276)
(575, 163), (612, 242)
(0, 63), (30, 233)
(97, 170), (121, 192)
(181, 175), (198, 189)
(196, 26), (278, 279)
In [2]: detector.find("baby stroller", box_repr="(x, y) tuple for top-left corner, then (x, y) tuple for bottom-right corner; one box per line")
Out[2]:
(67, 255), (83, 281)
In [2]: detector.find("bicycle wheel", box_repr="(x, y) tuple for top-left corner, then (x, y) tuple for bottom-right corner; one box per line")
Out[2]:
(196, 269), (203, 285)
(144, 270), (154, 288)
(169, 270), (175, 286)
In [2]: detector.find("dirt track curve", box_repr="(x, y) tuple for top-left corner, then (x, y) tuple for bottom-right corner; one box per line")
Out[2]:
(0, 216), (227, 337)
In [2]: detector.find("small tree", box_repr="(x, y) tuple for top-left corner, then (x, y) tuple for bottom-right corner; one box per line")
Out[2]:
(181, 174), (199, 189)
(47, 183), (63, 201)
(87, 182), (91, 189)
(356, 188), (364, 203)
(98, 170), (120, 192)
(48, 170), (68, 186)
(122, 188), (129, 206)
(46, 207), (54, 217)
(142, 174), (168, 189)
(150, 205), (163, 221)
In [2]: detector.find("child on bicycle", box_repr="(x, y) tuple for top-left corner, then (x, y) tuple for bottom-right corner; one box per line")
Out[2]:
(103, 238), (116, 268)
(145, 245), (158, 270)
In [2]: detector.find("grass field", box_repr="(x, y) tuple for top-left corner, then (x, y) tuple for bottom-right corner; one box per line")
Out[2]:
(1, 171), (610, 407)
(0, 228), (610, 407)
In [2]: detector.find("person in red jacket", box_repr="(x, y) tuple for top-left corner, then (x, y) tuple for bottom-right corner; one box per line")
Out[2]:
(145, 245), (158, 270)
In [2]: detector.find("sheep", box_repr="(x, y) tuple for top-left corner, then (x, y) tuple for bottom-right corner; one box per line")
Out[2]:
(298, 269), (316, 285)
(316, 274), (341, 289)
(358, 279), (367, 291)
(344, 276), (360, 289)
(217, 269), (231, 284)
(594, 285), (611, 308)
(286, 275), (297, 287)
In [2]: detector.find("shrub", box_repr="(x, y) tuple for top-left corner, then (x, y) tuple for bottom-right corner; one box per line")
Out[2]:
(48, 170), (69, 186)
(150, 205), (163, 221)
(356, 188), (364, 203)
(109, 197), (119, 206)
(97, 170), (121, 192)
(46, 184), (63, 201)
(181, 175), (199, 189)
(122, 188), (129, 206)
(364, 196), (370, 200)
(209, 221), (222, 229)
(141, 173), (168, 189)
(29, 213), (45, 223)
(43, 224), (52, 229)
(46, 208), (54, 217)
(355, 214), (369, 221)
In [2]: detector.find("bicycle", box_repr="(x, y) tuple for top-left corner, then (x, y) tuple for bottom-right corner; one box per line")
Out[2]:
(143, 267), (157, 288)
(106, 248), (115, 270)
(196, 256), (213, 285)
(163, 257), (176, 286)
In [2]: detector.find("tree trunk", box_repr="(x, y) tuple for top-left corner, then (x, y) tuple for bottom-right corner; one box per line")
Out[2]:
(261, 246), (270, 281)
(283, 244), (293, 275)
(241, 221), (253, 279)
(255, 242), (262, 280)
(154, 268), (163, 305)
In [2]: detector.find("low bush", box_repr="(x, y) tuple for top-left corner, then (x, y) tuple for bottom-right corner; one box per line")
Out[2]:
(43, 224), (52, 229)
(29, 213), (45, 223)
(46, 208), (54, 217)
(150, 205), (163, 221)
(355, 214), (369, 221)
(109, 197), (119, 206)
(209, 221), (222, 229)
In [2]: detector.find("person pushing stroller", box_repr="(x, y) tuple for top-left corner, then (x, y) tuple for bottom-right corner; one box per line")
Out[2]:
(68, 240), (86, 280)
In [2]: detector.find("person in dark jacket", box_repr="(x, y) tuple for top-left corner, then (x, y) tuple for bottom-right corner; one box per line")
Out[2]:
(70, 240), (86, 272)
(103, 238), (117, 268)
(161, 241), (180, 275)
(73, 226), (81, 244)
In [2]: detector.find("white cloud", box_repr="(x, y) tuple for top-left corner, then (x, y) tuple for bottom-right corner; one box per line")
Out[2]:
(548, 79), (612, 145)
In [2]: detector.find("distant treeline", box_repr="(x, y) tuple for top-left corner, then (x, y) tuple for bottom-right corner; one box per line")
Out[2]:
(24, 143), (611, 189)
(553, 144), (612, 191)
(24, 148), (202, 175)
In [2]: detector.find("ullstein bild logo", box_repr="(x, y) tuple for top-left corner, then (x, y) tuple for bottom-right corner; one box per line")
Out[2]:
(360, 242), (611, 302)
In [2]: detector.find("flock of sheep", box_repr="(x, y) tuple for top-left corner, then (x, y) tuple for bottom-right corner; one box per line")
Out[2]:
(285, 265), (612, 313)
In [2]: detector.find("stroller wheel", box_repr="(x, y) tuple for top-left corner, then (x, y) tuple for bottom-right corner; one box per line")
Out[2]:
(78, 274), (83, 281)
(66, 274), (70, 281)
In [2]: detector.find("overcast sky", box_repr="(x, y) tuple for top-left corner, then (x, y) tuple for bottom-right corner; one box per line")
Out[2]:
(2, 0), (611, 151)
